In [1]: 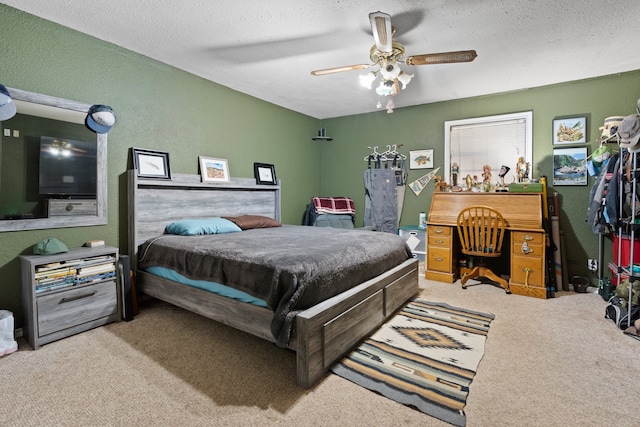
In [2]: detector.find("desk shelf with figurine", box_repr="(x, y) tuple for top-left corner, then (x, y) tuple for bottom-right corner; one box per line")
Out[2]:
(425, 192), (548, 298)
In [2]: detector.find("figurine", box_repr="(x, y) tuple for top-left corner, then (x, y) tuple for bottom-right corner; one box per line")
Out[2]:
(451, 163), (459, 187)
(472, 175), (480, 192)
(434, 176), (447, 192)
(482, 165), (492, 184)
(516, 157), (530, 182)
(465, 174), (473, 190)
(498, 165), (510, 189)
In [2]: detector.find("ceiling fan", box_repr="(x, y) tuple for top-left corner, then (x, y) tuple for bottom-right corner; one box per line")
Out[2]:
(311, 11), (477, 97)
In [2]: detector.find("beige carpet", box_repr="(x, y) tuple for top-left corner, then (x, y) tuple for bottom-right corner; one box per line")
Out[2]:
(1, 277), (639, 426)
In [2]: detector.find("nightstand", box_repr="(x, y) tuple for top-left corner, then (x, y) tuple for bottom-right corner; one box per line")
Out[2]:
(20, 246), (120, 349)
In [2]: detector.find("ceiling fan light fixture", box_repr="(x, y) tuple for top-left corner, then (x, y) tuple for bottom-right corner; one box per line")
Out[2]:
(309, 11), (477, 106)
(379, 59), (400, 80)
(365, 59), (412, 96)
(397, 70), (413, 89)
(375, 79), (398, 96)
(359, 71), (377, 89)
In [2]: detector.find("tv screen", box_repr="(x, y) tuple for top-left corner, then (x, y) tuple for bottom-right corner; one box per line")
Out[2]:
(39, 136), (97, 197)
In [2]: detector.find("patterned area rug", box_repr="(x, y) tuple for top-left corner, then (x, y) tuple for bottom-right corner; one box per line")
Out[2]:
(331, 299), (495, 427)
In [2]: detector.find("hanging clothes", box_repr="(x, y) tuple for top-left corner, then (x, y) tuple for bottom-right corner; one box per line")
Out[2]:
(390, 154), (407, 229)
(364, 167), (398, 233)
(363, 146), (407, 233)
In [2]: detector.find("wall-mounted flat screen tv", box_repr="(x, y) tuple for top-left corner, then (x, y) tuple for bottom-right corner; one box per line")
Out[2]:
(39, 136), (97, 197)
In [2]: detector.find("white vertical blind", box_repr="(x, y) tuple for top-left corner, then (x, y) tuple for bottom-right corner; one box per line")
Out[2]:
(445, 112), (532, 187)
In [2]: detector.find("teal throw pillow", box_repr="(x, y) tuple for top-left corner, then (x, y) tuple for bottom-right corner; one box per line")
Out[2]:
(164, 218), (242, 236)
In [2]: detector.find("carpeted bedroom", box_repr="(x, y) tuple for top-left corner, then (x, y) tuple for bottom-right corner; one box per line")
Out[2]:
(2, 277), (637, 426)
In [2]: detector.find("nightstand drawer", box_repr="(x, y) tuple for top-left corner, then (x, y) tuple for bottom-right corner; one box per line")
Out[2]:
(37, 281), (118, 337)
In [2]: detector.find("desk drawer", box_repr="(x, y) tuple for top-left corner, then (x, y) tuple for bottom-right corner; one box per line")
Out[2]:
(512, 231), (544, 257)
(427, 225), (451, 237)
(512, 231), (544, 245)
(510, 255), (546, 298)
(428, 234), (451, 247)
(427, 247), (452, 272)
(512, 241), (544, 257)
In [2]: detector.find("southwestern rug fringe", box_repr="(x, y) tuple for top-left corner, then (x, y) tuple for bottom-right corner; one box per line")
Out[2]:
(331, 299), (495, 427)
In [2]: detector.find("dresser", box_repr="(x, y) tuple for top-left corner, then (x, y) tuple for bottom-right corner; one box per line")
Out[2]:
(425, 192), (548, 298)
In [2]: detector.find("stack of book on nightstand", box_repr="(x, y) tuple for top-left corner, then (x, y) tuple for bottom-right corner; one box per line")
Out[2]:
(34, 255), (117, 293)
(34, 264), (77, 293)
(75, 256), (117, 285)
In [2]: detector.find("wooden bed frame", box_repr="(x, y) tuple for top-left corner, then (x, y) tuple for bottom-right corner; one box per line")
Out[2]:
(127, 170), (419, 388)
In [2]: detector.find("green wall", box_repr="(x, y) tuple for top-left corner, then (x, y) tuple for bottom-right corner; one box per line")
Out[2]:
(1, 4), (638, 327)
(319, 72), (640, 285)
(0, 5), (320, 325)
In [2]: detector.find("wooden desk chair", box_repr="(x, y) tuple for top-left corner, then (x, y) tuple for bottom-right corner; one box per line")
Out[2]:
(456, 205), (511, 293)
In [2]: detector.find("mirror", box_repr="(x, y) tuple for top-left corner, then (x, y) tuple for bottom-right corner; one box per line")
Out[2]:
(0, 87), (107, 232)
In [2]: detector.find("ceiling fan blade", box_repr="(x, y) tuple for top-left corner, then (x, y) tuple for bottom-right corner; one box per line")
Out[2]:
(310, 64), (372, 76)
(369, 11), (393, 53)
(405, 50), (477, 66)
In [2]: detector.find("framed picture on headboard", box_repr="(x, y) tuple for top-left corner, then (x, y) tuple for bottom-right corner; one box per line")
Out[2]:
(131, 148), (171, 180)
(199, 156), (230, 183)
(254, 162), (277, 185)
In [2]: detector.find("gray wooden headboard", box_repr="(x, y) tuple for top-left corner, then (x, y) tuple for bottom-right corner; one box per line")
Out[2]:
(127, 170), (281, 268)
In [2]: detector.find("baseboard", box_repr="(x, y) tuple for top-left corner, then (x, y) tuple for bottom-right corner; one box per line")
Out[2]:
(14, 327), (23, 338)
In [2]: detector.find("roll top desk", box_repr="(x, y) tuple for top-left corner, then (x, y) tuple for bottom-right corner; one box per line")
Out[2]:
(425, 192), (548, 298)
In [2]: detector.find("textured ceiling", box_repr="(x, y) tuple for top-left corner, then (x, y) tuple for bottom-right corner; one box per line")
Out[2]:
(3, 0), (640, 119)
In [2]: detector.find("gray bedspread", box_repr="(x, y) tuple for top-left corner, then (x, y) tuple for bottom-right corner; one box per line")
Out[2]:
(137, 225), (413, 346)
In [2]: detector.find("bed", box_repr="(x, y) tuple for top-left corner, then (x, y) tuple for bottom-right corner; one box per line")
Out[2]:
(127, 171), (419, 388)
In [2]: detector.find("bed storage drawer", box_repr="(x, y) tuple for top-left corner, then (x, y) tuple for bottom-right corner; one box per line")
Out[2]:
(384, 267), (419, 314)
(323, 290), (385, 365)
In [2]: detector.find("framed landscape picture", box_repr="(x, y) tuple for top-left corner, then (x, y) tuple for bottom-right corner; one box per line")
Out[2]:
(553, 147), (587, 186)
(199, 156), (230, 182)
(553, 116), (587, 145)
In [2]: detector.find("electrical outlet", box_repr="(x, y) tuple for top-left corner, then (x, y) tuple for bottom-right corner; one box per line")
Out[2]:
(588, 259), (598, 272)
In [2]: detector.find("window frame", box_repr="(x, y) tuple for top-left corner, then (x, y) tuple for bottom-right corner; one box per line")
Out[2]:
(444, 111), (533, 187)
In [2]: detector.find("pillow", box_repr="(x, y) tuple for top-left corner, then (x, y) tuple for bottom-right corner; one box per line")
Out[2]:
(222, 215), (282, 230)
(164, 218), (241, 236)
